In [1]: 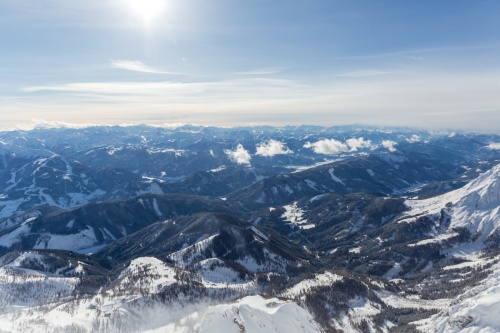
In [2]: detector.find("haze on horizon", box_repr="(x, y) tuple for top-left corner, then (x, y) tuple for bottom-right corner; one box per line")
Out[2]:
(1, 0), (500, 131)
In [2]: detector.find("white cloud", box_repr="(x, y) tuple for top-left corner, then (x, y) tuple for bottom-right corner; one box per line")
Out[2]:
(345, 137), (372, 151)
(304, 139), (348, 155)
(235, 67), (285, 75)
(111, 60), (179, 74)
(406, 134), (421, 143)
(335, 70), (387, 77)
(381, 140), (397, 152)
(255, 140), (292, 157)
(13, 70), (500, 131)
(487, 143), (500, 150)
(304, 137), (372, 154)
(224, 144), (251, 164)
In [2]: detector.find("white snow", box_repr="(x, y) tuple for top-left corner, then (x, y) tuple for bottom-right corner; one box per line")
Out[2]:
(281, 271), (343, 298)
(0, 223), (31, 248)
(116, 257), (178, 294)
(442, 257), (494, 271)
(328, 168), (345, 185)
(377, 151), (407, 164)
(141, 296), (322, 333)
(0, 252), (79, 311)
(284, 185), (294, 195)
(250, 226), (269, 241)
(349, 247), (361, 254)
(168, 234), (219, 267)
(401, 163), (500, 247)
(32, 226), (98, 252)
(152, 198), (162, 217)
(377, 291), (450, 311)
(332, 297), (382, 332)
(309, 194), (326, 202)
(209, 165), (226, 172)
(281, 202), (315, 229)
(193, 258), (255, 289)
(66, 219), (75, 228)
(305, 179), (318, 190)
(408, 232), (459, 247)
(290, 159), (341, 173)
(418, 259), (500, 333)
(383, 262), (403, 280)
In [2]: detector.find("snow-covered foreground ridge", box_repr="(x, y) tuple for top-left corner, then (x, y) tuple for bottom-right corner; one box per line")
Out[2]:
(0, 255), (321, 333)
(145, 295), (323, 333)
(403, 163), (500, 244)
(417, 259), (500, 333)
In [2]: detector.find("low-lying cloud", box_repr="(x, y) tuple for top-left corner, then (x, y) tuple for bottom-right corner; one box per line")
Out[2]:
(346, 137), (372, 151)
(304, 139), (348, 155)
(304, 137), (373, 155)
(255, 140), (292, 157)
(381, 140), (398, 152)
(406, 134), (421, 143)
(224, 144), (251, 164)
(487, 143), (500, 150)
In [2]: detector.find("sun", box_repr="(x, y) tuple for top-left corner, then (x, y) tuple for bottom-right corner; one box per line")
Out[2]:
(127, 0), (168, 25)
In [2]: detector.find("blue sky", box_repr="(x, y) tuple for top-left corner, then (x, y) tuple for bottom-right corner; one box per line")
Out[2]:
(1, 0), (500, 130)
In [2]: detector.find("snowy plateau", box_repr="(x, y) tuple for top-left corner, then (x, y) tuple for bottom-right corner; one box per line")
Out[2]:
(0, 125), (499, 333)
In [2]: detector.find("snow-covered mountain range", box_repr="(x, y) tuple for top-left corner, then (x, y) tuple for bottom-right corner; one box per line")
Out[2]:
(0, 125), (499, 333)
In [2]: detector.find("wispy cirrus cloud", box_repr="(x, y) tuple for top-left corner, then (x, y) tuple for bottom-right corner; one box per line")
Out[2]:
(235, 67), (286, 75)
(21, 78), (307, 96)
(13, 70), (500, 131)
(335, 70), (387, 77)
(111, 60), (181, 75)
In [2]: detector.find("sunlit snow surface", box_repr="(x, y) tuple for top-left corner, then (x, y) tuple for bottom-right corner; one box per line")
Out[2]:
(281, 202), (315, 229)
(416, 260), (500, 333)
(0, 255), (320, 333)
(402, 164), (500, 248)
(144, 296), (322, 333)
(280, 271), (343, 299)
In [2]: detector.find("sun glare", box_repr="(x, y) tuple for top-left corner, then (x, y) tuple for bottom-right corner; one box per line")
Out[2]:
(127, 0), (167, 25)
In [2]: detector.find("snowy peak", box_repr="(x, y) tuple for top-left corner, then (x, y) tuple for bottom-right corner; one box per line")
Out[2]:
(456, 163), (500, 210)
(404, 163), (500, 246)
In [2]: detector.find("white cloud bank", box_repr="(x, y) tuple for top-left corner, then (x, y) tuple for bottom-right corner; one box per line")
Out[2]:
(406, 134), (421, 143)
(345, 137), (372, 151)
(487, 143), (500, 150)
(382, 140), (398, 152)
(12, 70), (500, 131)
(255, 140), (292, 157)
(304, 137), (373, 155)
(304, 139), (348, 155)
(224, 144), (251, 164)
